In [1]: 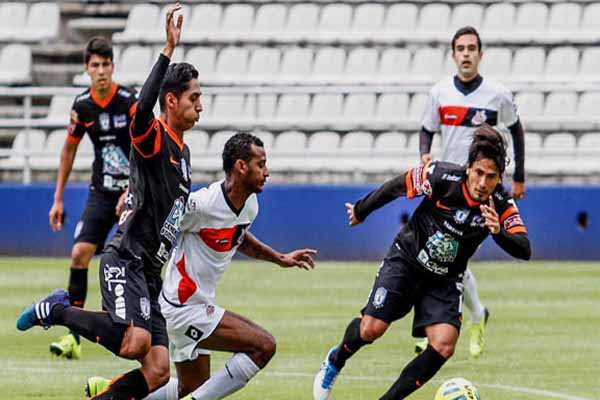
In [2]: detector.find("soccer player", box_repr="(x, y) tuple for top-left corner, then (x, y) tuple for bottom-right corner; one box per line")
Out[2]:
(87, 132), (317, 400)
(417, 26), (527, 357)
(314, 125), (531, 400)
(17, 5), (200, 399)
(47, 36), (137, 360)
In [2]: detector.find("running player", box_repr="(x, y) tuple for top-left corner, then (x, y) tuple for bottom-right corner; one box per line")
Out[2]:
(417, 26), (527, 357)
(314, 125), (530, 400)
(87, 132), (317, 400)
(48, 36), (137, 360)
(17, 5), (199, 399)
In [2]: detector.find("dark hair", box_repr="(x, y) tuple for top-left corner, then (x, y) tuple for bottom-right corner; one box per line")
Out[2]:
(452, 26), (482, 54)
(467, 124), (507, 175)
(159, 62), (199, 112)
(222, 132), (264, 174)
(84, 37), (113, 64)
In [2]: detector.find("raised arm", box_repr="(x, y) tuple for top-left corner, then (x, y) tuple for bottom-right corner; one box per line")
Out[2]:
(238, 231), (316, 270)
(481, 196), (531, 260)
(352, 174), (408, 223)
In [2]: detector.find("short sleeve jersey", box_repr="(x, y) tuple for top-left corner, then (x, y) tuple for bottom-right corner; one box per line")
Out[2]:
(394, 161), (527, 278)
(112, 116), (192, 277)
(68, 84), (137, 194)
(162, 181), (259, 306)
(421, 77), (519, 165)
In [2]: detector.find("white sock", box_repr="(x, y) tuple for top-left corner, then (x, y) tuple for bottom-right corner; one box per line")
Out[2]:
(144, 377), (179, 400)
(191, 353), (260, 400)
(463, 267), (486, 324)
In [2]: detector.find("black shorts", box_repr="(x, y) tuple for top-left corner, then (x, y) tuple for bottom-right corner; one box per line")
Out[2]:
(73, 188), (120, 250)
(99, 250), (168, 348)
(362, 243), (464, 338)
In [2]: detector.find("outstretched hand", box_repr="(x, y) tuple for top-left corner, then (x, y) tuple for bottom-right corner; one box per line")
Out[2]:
(480, 196), (500, 234)
(345, 202), (361, 226)
(279, 249), (317, 270)
(164, 3), (183, 57)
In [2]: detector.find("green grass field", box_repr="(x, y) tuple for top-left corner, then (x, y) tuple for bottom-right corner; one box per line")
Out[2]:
(1, 257), (599, 400)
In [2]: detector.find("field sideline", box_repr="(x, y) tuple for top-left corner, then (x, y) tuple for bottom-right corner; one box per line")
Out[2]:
(1, 257), (599, 400)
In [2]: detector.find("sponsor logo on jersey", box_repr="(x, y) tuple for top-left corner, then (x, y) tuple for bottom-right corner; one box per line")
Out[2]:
(184, 325), (204, 341)
(102, 143), (130, 176)
(99, 112), (110, 131)
(470, 215), (486, 228)
(454, 209), (470, 224)
(160, 196), (186, 244)
(113, 114), (127, 129)
(442, 173), (461, 182)
(75, 93), (91, 102)
(118, 89), (132, 98)
(425, 231), (459, 263)
(443, 220), (464, 236)
(103, 263), (127, 320)
(373, 287), (387, 309)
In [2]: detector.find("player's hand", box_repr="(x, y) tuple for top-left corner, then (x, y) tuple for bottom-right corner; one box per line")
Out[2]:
(115, 190), (128, 217)
(345, 202), (361, 226)
(480, 196), (500, 235)
(164, 3), (183, 56)
(420, 153), (433, 165)
(510, 181), (525, 200)
(49, 200), (64, 232)
(279, 249), (317, 270)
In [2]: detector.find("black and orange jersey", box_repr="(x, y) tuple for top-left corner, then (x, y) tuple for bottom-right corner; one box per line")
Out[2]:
(354, 161), (530, 278)
(68, 83), (137, 194)
(110, 53), (192, 277)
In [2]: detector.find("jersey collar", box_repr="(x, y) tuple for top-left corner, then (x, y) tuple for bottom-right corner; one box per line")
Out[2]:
(158, 118), (184, 151)
(461, 181), (481, 207)
(220, 181), (244, 216)
(90, 82), (118, 109)
(453, 74), (483, 96)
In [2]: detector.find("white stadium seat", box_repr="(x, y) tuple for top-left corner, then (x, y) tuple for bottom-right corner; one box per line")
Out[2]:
(212, 47), (249, 85)
(204, 95), (247, 128)
(0, 2), (27, 41)
(281, 3), (319, 43)
(380, 4), (419, 42)
(541, 133), (576, 175)
(481, 3), (516, 42)
(408, 93), (429, 121)
(246, 48), (281, 84)
(316, 4), (353, 43)
(449, 4), (484, 32)
(250, 4), (287, 43)
(343, 47), (378, 84)
(410, 47), (444, 83)
(271, 94), (311, 130)
(185, 47), (217, 83)
(541, 3), (582, 43)
(305, 131), (341, 172)
(113, 4), (159, 43)
(308, 94), (344, 128)
(182, 4), (222, 43)
(376, 94), (411, 130)
(20, 2), (60, 42)
(378, 48), (412, 84)
(147, 5), (190, 43)
(366, 131), (408, 173)
(541, 92), (580, 130)
(511, 47), (545, 83)
(333, 131), (374, 173)
(43, 95), (73, 127)
(185, 130), (210, 159)
(278, 47), (313, 84)
(0, 44), (32, 85)
(514, 92), (544, 129)
(114, 46), (152, 86)
(347, 4), (385, 42)
(219, 4), (254, 42)
(544, 47), (579, 83)
(31, 129), (63, 171)
(0, 129), (46, 170)
(309, 47), (346, 85)
(416, 3), (452, 42)
(338, 94), (377, 129)
(273, 131), (307, 153)
(510, 3), (548, 43)
(578, 48), (600, 82)
(479, 47), (512, 81)
(578, 3), (600, 43)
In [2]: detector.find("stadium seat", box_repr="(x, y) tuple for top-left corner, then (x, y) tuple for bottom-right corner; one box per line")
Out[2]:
(510, 3), (548, 43)
(42, 95), (73, 127)
(540, 3), (582, 43)
(316, 4), (353, 43)
(31, 129), (63, 171)
(574, 93), (600, 130)
(544, 47), (579, 83)
(20, 2), (60, 42)
(378, 48), (412, 84)
(365, 131), (408, 173)
(347, 4), (385, 43)
(113, 4), (160, 43)
(541, 92), (580, 130)
(380, 4), (418, 42)
(576, 132), (600, 174)
(481, 3), (516, 42)
(479, 47), (512, 81)
(416, 3), (452, 42)
(212, 47), (249, 85)
(514, 91), (544, 129)
(343, 47), (378, 84)
(273, 130), (307, 153)
(578, 3), (600, 43)
(185, 47), (217, 83)
(281, 3), (320, 43)
(0, 129), (46, 170)
(408, 93), (429, 128)
(271, 94), (311, 130)
(375, 93), (411, 130)
(309, 47), (346, 85)
(308, 94), (344, 129)
(337, 94), (377, 129)
(152, 46), (185, 64)
(331, 131), (375, 173)
(0, 44), (32, 85)
(246, 48), (281, 85)
(540, 133), (577, 174)
(114, 46), (152, 86)
(250, 4), (287, 43)
(511, 47), (545, 83)
(578, 48), (600, 82)
(185, 129), (209, 163)
(0, 2), (27, 41)
(410, 47), (444, 83)
(277, 47), (313, 84)
(182, 4), (222, 43)
(305, 131), (341, 171)
(147, 5), (190, 43)
(449, 4), (484, 33)
(253, 94), (278, 121)
(192, 130), (236, 172)
(219, 4), (254, 42)
(203, 95), (248, 129)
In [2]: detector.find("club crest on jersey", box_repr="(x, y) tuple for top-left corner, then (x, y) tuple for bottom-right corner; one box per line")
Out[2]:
(470, 215), (486, 228)
(140, 297), (151, 320)
(160, 196), (186, 243)
(471, 110), (487, 126)
(113, 114), (127, 129)
(373, 287), (387, 309)
(99, 112), (111, 131)
(454, 209), (470, 224)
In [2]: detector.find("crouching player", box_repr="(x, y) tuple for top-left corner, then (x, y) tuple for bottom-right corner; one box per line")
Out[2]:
(314, 124), (531, 400)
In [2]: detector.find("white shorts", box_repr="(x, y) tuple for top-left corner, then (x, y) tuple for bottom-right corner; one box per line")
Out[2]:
(159, 292), (225, 362)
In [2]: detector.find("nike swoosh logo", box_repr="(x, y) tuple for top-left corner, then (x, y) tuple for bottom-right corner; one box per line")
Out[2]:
(435, 200), (451, 211)
(170, 155), (180, 166)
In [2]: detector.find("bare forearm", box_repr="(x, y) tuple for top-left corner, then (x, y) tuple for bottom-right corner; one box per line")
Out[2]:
(54, 146), (76, 201)
(238, 231), (284, 266)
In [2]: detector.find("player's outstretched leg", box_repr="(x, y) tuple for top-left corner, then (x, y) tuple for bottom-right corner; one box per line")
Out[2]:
(314, 317), (377, 400)
(469, 307), (490, 358)
(463, 267), (489, 357)
(16, 288), (70, 330)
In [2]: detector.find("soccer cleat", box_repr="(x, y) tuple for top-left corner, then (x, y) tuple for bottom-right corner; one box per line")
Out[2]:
(50, 333), (82, 359)
(313, 347), (341, 400)
(16, 288), (69, 331)
(414, 337), (429, 354)
(469, 308), (490, 358)
(85, 376), (110, 398)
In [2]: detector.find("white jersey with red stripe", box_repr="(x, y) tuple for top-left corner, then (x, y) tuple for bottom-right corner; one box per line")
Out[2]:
(162, 180), (258, 306)
(421, 76), (519, 165)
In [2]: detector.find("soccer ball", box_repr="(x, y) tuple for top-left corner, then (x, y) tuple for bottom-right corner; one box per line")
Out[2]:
(434, 377), (481, 400)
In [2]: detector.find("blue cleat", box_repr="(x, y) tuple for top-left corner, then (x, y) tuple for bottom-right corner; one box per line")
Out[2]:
(313, 347), (341, 400)
(16, 288), (69, 331)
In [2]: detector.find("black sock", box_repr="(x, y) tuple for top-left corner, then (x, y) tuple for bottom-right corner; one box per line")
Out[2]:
(379, 345), (447, 400)
(68, 267), (87, 343)
(52, 305), (126, 355)
(92, 369), (150, 400)
(330, 317), (372, 370)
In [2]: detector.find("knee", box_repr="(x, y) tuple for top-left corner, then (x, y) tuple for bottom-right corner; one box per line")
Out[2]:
(255, 331), (276, 366)
(71, 246), (92, 268)
(360, 319), (387, 342)
(146, 360), (171, 388)
(429, 341), (455, 359)
(119, 330), (151, 359)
